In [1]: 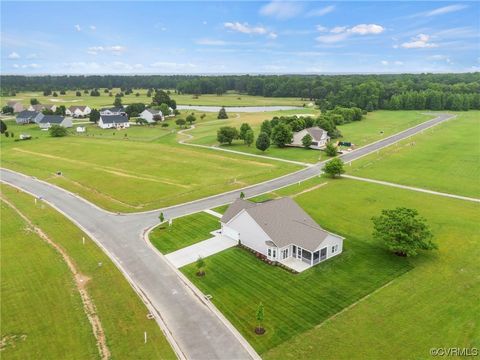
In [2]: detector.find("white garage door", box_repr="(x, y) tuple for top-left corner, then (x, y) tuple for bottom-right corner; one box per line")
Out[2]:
(222, 225), (239, 241)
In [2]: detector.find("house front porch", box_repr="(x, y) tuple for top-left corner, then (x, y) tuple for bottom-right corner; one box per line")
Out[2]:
(279, 257), (312, 273)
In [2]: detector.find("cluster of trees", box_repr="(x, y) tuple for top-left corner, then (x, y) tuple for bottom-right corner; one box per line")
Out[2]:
(151, 89), (177, 109)
(217, 123), (254, 146)
(2, 73), (478, 111)
(42, 105), (67, 116)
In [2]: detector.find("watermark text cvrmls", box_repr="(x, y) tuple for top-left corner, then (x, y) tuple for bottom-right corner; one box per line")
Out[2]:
(430, 348), (478, 357)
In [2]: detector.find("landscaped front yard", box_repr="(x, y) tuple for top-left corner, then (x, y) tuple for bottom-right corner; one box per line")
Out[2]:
(182, 178), (480, 356)
(150, 211), (220, 254)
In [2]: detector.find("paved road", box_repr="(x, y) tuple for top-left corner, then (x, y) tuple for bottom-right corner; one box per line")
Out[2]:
(0, 112), (455, 360)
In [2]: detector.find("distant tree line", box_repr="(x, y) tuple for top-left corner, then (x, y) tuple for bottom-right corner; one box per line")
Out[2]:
(1, 73), (479, 111)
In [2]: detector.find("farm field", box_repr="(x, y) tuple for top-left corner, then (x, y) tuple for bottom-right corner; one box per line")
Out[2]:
(186, 111), (434, 164)
(150, 211), (220, 254)
(0, 89), (306, 108)
(0, 184), (175, 359)
(183, 178), (480, 357)
(349, 111), (480, 198)
(0, 122), (299, 212)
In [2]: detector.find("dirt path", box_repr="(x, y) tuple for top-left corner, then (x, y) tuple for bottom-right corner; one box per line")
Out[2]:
(290, 182), (328, 198)
(0, 195), (111, 360)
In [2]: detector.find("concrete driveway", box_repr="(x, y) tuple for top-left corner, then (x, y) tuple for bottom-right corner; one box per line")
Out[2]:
(166, 233), (237, 268)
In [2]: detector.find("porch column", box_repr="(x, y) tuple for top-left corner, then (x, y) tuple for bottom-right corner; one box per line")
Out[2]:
(310, 251), (313, 266)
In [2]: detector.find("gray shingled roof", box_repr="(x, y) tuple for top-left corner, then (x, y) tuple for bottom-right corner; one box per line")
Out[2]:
(38, 115), (64, 124)
(68, 105), (88, 111)
(222, 198), (342, 252)
(145, 108), (162, 115)
(100, 115), (128, 124)
(17, 110), (39, 119)
(305, 127), (327, 141)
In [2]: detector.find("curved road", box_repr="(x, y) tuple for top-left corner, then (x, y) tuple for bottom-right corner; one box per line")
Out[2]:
(0, 113), (455, 360)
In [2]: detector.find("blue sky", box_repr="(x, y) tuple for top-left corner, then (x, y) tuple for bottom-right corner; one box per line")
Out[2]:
(1, 1), (479, 74)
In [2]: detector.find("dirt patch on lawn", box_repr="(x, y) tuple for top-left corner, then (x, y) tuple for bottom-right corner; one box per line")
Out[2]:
(0, 196), (111, 360)
(291, 182), (328, 198)
(0, 334), (27, 351)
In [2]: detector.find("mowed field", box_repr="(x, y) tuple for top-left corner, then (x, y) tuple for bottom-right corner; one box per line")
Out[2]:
(0, 184), (175, 359)
(186, 111), (433, 163)
(0, 120), (299, 212)
(183, 178), (480, 357)
(349, 111), (480, 198)
(0, 89), (306, 108)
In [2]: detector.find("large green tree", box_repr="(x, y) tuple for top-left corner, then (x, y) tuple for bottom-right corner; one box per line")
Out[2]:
(256, 132), (270, 152)
(271, 123), (293, 148)
(372, 207), (436, 257)
(323, 158), (345, 178)
(49, 125), (68, 137)
(301, 134), (313, 149)
(89, 109), (100, 123)
(0, 120), (7, 134)
(217, 126), (238, 145)
(217, 107), (229, 119)
(244, 129), (254, 147)
(239, 123), (252, 141)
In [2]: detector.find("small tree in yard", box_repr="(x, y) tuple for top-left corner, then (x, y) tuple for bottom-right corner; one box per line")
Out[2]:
(176, 118), (186, 128)
(196, 256), (206, 276)
(0, 120), (7, 134)
(186, 113), (196, 125)
(153, 114), (163, 122)
(260, 120), (272, 137)
(159, 103), (170, 117)
(217, 126), (238, 145)
(256, 132), (270, 152)
(2, 106), (14, 114)
(239, 123), (252, 141)
(245, 129), (254, 147)
(323, 158), (344, 178)
(89, 109), (100, 123)
(255, 303), (265, 335)
(30, 98), (39, 105)
(113, 96), (122, 107)
(240, 192), (245, 199)
(49, 125), (68, 137)
(217, 106), (228, 119)
(372, 208), (436, 257)
(76, 91), (81, 97)
(159, 212), (165, 223)
(325, 142), (338, 156)
(302, 134), (313, 149)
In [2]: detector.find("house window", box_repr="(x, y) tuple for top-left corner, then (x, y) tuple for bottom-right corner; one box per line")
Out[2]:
(332, 245), (338, 253)
(272, 249), (276, 258)
(282, 248), (288, 259)
(268, 248), (271, 257)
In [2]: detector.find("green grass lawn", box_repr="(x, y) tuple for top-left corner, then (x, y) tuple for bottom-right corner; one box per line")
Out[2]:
(0, 122), (299, 212)
(1, 198), (99, 359)
(150, 212), (220, 254)
(349, 111), (480, 198)
(187, 111), (435, 164)
(263, 179), (480, 360)
(183, 178), (479, 356)
(0, 89), (307, 108)
(0, 184), (176, 359)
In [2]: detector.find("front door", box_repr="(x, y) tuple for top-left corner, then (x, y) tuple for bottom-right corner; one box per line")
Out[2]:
(320, 247), (327, 261)
(297, 247), (302, 259)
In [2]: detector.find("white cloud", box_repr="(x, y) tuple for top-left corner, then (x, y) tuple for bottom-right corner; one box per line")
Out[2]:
(26, 53), (38, 59)
(87, 45), (127, 55)
(350, 24), (384, 35)
(268, 32), (278, 39)
(224, 22), (267, 35)
(381, 60), (404, 66)
(74, 24), (82, 31)
(202, 21), (208, 25)
(429, 55), (452, 63)
(259, 1), (303, 19)
(381, 60), (389, 65)
(400, 34), (438, 49)
(425, 4), (468, 16)
(13, 63), (41, 69)
(316, 24), (385, 43)
(90, 25), (96, 31)
(8, 52), (20, 59)
(394, 61), (404, 65)
(306, 5), (335, 17)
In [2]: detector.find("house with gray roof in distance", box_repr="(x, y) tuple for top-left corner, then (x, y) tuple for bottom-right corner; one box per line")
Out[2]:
(291, 126), (330, 149)
(38, 115), (72, 129)
(221, 197), (344, 272)
(28, 104), (46, 112)
(66, 105), (91, 117)
(7, 100), (24, 113)
(139, 108), (164, 123)
(98, 114), (130, 129)
(16, 110), (42, 124)
(100, 106), (126, 116)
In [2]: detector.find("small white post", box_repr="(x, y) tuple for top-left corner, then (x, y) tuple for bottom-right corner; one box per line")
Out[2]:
(144, 331), (147, 344)
(82, 236), (85, 245)
(168, 219), (173, 227)
(34, 197), (37, 204)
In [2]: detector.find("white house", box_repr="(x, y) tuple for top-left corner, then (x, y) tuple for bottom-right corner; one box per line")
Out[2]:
(7, 101), (24, 113)
(139, 108), (163, 123)
(98, 115), (130, 129)
(16, 110), (42, 124)
(291, 127), (330, 149)
(100, 107), (126, 116)
(66, 105), (91, 117)
(38, 115), (72, 129)
(221, 198), (344, 272)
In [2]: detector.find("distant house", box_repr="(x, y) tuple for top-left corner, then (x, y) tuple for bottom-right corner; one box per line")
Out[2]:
(139, 108), (163, 123)
(291, 127), (330, 149)
(16, 110), (42, 124)
(98, 115), (130, 129)
(7, 101), (24, 113)
(28, 104), (46, 112)
(66, 105), (91, 117)
(100, 107), (126, 116)
(221, 198), (344, 272)
(38, 115), (72, 129)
